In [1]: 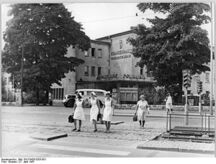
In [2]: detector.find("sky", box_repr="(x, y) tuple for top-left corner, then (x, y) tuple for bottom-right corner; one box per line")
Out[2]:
(1, 3), (212, 49)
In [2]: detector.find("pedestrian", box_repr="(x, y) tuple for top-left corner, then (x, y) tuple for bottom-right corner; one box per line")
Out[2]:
(102, 91), (114, 133)
(89, 92), (101, 132)
(72, 92), (85, 132)
(135, 95), (149, 128)
(166, 93), (173, 113)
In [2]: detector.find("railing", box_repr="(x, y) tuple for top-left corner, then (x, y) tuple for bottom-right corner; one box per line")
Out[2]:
(166, 112), (215, 135)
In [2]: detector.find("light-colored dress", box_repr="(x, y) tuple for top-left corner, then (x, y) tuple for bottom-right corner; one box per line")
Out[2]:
(73, 99), (85, 120)
(103, 98), (113, 122)
(166, 96), (173, 111)
(90, 98), (99, 122)
(137, 100), (149, 121)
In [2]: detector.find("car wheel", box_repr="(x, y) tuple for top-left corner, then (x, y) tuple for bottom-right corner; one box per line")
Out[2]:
(64, 103), (68, 107)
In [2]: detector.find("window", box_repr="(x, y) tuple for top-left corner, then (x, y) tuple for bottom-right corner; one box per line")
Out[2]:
(91, 48), (95, 57)
(52, 88), (64, 100)
(98, 67), (102, 76)
(84, 51), (88, 57)
(84, 66), (89, 76)
(206, 72), (210, 83)
(91, 66), (95, 76)
(98, 49), (102, 58)
(140, 67), (143, 75)
(119, 40), (123, 49)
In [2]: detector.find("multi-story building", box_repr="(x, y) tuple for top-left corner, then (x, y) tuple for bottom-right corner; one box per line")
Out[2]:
(51, 30), (215, 105)
(51, 30), (155, 104)
(75, 30), (155, 104)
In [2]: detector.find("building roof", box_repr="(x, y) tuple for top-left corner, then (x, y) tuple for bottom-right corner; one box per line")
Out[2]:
(91, 40), (111, 45)
(96, 30), (134, 41)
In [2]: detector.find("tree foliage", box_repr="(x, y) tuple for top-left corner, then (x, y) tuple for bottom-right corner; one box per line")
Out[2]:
(2, 4), (90, 104)
(128, 3), (211, 99)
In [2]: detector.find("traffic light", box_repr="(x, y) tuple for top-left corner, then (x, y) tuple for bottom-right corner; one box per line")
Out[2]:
(197, 81), (203, 94)
(183, 70), (192, 89)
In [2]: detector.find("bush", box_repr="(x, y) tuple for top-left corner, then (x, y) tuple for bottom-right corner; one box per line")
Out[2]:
(23, 90), (48, 105)
(139, 87), (166, 105)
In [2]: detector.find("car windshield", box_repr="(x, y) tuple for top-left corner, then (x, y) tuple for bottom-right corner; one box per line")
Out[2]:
(86, 91), (104, 96)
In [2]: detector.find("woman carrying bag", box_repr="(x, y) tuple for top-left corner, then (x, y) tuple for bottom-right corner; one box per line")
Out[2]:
(135, 95), (149, 128)
(89, 92), (101, 132)
(72, 92), (85, 132)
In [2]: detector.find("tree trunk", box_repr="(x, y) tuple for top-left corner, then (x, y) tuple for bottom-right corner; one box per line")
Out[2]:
(45, 89), (49, 105)
(36, 88), (39, 106)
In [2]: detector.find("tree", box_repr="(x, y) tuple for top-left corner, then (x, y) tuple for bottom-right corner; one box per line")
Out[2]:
(128, 3), (210, 102)
(2, 4), (90, 105)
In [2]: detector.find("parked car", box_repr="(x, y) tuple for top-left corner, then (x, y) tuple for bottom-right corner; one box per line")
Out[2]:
(76, 89), (107, 108)
(63, 94), (76, 107)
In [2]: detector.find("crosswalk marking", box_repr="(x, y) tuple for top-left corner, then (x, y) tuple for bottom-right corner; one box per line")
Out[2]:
(32, 144), (130, 156)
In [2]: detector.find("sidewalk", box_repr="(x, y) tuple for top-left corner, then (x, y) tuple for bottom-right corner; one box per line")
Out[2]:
(113, 109), (186, 118)
(137, 139), (214, 154)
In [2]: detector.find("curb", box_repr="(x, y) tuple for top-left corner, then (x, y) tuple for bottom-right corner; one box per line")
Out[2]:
(96, 121), (125, 125)
(137, 145), (215, 154)
(113, 114), (167, 118)
(30, 133), (68, 141)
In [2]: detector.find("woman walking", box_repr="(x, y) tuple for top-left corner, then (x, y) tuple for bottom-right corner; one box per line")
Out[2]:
(135, 95), (149, 128)
(73, 92), (85, 132)
(103, 92), (114, 133)
(89, 92), (101, 132)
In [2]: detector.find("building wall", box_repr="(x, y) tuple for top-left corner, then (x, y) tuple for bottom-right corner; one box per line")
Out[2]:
(99, 32), (154, 82)
(75, 41), (110, 83)
(189, 61), (216, 97)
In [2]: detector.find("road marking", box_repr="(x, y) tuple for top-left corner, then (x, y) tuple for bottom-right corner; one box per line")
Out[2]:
(33, 144), (130, 156)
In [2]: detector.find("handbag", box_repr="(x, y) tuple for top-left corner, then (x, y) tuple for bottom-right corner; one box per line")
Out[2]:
(68, 114), (74, 123)
(97, 113), (103, 121)
(133, 113), (138, 122)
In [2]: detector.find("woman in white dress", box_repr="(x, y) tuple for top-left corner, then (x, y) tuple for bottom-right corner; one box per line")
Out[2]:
(166, 93), (173, 113)
(135, 95), (149, 128)
(89, 92), (101, 132)
(103, 92), (114, 133)
(73, 92), (85, 132)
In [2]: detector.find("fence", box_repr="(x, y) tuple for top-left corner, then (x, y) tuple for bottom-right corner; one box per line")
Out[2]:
(166, 112), (215, 136)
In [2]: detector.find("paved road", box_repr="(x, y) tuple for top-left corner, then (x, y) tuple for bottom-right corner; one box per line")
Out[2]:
(2, 132), (212, 157)
(1, 106), (214, 157)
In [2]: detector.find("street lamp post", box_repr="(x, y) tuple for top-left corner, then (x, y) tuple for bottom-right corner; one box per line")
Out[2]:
(210, 1), (216, 158)
(212, 2), (216, 158)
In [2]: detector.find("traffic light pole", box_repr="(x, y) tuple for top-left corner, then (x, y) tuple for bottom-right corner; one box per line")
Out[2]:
(184, 87), (189, 125)
(198, 94), (202, 114)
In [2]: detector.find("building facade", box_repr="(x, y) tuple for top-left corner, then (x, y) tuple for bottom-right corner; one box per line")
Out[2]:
(51, 30), (155, 104)
(75, 30), (155, 104)
(51, 30), (215, 104)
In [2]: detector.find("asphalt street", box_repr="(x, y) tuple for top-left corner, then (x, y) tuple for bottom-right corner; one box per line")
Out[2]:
(1, 106), (214, 157)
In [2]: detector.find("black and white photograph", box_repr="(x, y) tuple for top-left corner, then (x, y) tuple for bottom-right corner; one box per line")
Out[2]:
(1, 0), (216, 160)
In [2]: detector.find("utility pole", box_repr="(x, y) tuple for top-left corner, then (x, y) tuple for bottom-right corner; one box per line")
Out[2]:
(20, 46), (24, 106)
(212, 1), (216, 158)
(210, 2), (214, 116)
